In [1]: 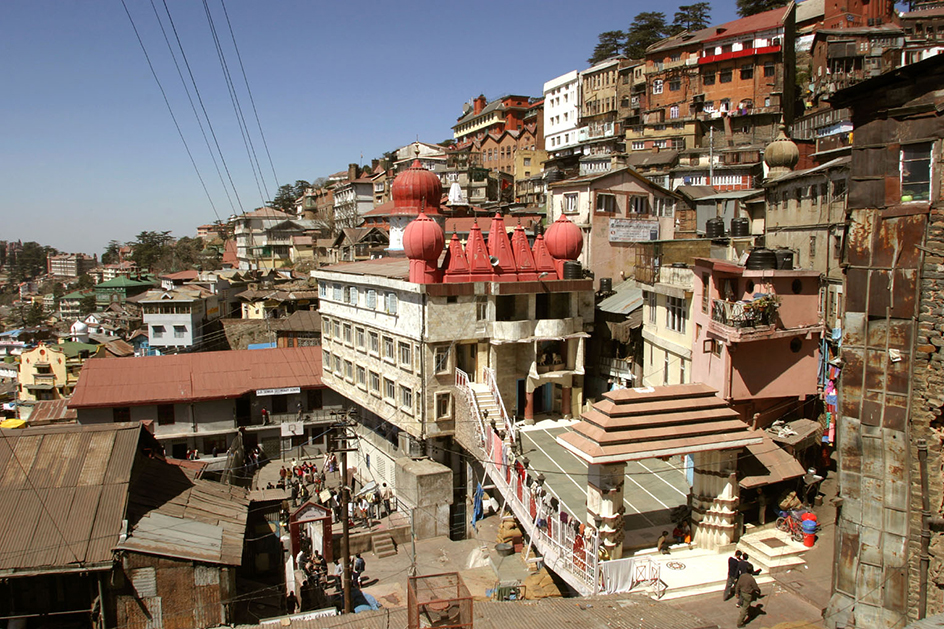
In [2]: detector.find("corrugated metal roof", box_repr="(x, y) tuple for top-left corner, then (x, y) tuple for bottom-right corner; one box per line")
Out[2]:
(740, 434), (806, 489)
(598, 280), (643, 315)
(69, 346), (324, 409)
(25, 399), (77, 425)
(0, 422), (146, 575)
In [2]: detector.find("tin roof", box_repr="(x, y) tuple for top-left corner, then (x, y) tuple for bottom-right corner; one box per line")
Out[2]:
(69, 346), (324, 409)
(0, 422), (151, 576)
(25, 398), (77, 425)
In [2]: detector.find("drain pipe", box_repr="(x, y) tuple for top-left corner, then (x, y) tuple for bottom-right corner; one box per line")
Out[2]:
(919, 438), (930, 619)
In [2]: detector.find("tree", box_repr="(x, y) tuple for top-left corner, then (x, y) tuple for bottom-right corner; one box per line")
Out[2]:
(130, 231), (173, 271)
(102, 240), (122, 265)
(269, 180), (311, 213)
(589, 30), (627, 64)
(24, 302), (45, 327)
(12, 241), (51, 282)
(624, 12), (668, 59)
(670, 3), (711, 34)
(75, 274), (95, 290)
(79, 295), (97, 317)
(736, 0), (788, 17)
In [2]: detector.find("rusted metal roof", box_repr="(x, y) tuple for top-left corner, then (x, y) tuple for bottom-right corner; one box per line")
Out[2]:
(120, 457), (248, 565)
(69, 346), (324, 409)
(558, 383), (762, 464)
(0, 422), (152, 576)
(25, 398), (77, 425)
(739, 434), (806, 489)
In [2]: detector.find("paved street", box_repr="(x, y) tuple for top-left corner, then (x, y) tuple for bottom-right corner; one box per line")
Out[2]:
(520, 420), (691, 547)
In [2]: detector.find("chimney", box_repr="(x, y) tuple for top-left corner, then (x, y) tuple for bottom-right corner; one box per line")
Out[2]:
(653, 144), (660, 154)
(348, 163), (358, 182)
(371, 158), (379, 171)
(474, 94), (487, 116)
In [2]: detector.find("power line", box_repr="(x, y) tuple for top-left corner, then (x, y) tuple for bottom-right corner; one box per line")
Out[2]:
(146, 0), (234, 219)
(218, 0), (280, 191)
(201, 0), (268, 207)
(159, 0), (246, 213)
(119, 0), (221, 220)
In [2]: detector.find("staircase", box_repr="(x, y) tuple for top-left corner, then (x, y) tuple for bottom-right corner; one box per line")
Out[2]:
(470, 383), (502, 427)
(372, 532), (397, 558)
(737, 525), (809, 574)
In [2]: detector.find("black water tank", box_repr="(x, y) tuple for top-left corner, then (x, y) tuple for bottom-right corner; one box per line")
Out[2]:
(774, 249), (795, 270)
(706, 218), (725, 238)
(746, 248), (778, 270)
(563, 260), (582, 279)
(599, 277), (612, 293)
(730, 217), (750, 237)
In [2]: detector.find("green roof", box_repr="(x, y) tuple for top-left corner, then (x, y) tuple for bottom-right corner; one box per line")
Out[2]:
(95, 276), (155, 289)
(62, 290), (93, 300)
(57, 341), (100, 358)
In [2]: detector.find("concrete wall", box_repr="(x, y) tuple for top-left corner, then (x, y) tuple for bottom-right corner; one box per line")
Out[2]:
(395, 457), (453, 540)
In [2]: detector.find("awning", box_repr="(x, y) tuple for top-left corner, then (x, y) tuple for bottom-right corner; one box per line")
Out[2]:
(739, 434), (805, 489)
(0, 418), (27, 429)
(767, 418), (823, 450)
(606, 310), (644, 344)
(25, 383), (53, 390)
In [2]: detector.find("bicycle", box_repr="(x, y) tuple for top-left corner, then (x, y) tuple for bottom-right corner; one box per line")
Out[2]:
(775, 510), (805, 542)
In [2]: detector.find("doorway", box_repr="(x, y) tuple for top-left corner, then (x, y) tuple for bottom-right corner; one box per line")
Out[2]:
(456, 343), (477, 380)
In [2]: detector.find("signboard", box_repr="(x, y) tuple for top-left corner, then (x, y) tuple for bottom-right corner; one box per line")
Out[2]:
(255, 386), (300, 397)
(281, 422), (304, 437)
(608, 218), (660, 243)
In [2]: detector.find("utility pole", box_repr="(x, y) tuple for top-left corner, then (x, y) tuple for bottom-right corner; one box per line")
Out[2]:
(331, 409), (358, 614)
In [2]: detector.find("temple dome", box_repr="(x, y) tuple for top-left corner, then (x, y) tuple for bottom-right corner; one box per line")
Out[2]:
(403, 213), (444, 261)
(545, 214), (583, 260)
(764, 125), (799, 179)
(392, 159), (442, 216)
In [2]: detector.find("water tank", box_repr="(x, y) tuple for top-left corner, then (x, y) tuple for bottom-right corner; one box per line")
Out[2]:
(544, 168), (564, 183)
(746, 248), (778, 270)
(599, 277), (612, 293)
(562, 260), (583, 279)
(705, 218), (725, 239)
(730, 217), (750, 237)
(774, 249), (795, 270)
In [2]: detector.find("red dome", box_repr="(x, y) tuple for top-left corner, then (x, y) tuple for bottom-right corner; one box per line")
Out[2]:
(545, 214), (583, 260)
(392, 160), (442, 216)
(403, 213), (445, 261)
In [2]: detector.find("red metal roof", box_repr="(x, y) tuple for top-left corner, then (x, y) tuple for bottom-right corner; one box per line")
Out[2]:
(69, 346), (324, 409)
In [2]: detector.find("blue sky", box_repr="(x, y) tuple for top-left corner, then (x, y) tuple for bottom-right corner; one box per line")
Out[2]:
(0, 0), (741, 256)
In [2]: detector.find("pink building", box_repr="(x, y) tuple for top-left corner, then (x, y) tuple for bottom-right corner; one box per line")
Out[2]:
(690, 256), (823, 423)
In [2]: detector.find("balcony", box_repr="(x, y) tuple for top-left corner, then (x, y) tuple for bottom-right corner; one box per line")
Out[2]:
(711, 298), (777, 328)
(488, 317), (583, 342)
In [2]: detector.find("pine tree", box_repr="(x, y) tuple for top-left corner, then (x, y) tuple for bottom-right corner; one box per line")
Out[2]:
(623, 12), (668, 59)
(588, 31), (626, 65)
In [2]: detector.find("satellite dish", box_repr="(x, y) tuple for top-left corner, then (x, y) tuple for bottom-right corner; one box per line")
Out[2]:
(489, 256), (500, 267)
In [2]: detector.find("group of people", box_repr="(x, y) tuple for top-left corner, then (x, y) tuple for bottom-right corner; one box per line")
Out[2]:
(656, 521), (693, 554)
(724, 550), (763, 627)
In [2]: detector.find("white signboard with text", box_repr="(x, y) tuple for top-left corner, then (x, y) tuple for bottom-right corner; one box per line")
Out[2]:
(608, 218), (660, 243)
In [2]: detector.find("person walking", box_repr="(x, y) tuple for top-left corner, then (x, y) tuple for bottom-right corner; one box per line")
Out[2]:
(723, 550), (743, 600)
(735, 570), (762, 627)
(738, 552), (760, 577)
(353, 553), (366, 587)
(381, 483), (393, 516)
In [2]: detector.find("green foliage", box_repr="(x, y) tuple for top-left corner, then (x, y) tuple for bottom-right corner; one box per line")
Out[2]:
(670, 3), (711, 34)
(624, 12), (668, 59)
(589, 30), (627, 64)
(736, 0), (788, 17)
(75, 274), (95, 290)
(102, 240), (122, 265)
(24, 302), (45, 327)
(12, 242), (53, 282)
(130, 231), (173, 272)
(79, 295), (98, 317)
(269, 180), (311, 213)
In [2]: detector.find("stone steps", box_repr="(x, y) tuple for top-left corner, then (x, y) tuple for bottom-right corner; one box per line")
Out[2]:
(372, 532), (397, 558)
(737, 525), (809, 574)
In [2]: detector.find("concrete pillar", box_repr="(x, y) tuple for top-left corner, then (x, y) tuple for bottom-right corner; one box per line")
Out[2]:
(561, 386), (572, 419)
(587, 462), (626, 559)
(524, 390), (535, 422)
(690, 449), (739, 550)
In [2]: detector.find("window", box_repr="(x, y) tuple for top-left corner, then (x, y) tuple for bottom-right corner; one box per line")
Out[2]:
(384, 378), (396, 402)
(764, 63), (775, 77)
(701, 274), (710, 313)
(671, 53), (681, 62)
(152, 325), (165, 339)
(344, 360), (353, 381)
(740, 65), (754, 80)
(632, 141), (645, 150)
(435, 346), (450, 373)
(720, 70), (733, 83)
(646, 291), (657, 324)
(702, 72), (715, 85)
(563, 193), (578, 213)
(369, 332), (379, 354)
(343, 286), (353, 304)
(355, 327), (365, 348)
(666, 296), (687, 333)
(156, 404), (175, 425)
(654, 197), (675, 217)
(334, 355), (342, 374)
(595, 193), (617, 213)
(652, 79), (663, 94)
(385, 292), (398, 315)
(321, 318), (330, 339)
(669, 79), (681, 92)
(436, 392), (452, 419)
(383, 336), (395, 360)
(663, 353), (670, 386)
(319, 283), (327, 298)
(680, 360), (686, 384)
(524, 157), (531, 166)
(333, 285), (342, 301)
(476, 297), (488, 321)
(670, 105), (679, 119)
(630, 196), (649, 214)
(332, 320), (340, 339)
(343, 324), (352, 344)
(720, 99), (731, 112)
(398, 341), (412, 366)
(323, 349), (331, 368)
(366, 289), (376, 309)
(902, 142), (932, 201)
(370, 371), (380, 394)
(356, 365), (366, 387)
(113, 407), (131, 423)
(400, 385), (413, 410)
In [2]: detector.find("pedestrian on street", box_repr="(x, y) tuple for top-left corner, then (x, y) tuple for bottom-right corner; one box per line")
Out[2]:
(285, 591), (297, 614)
(723, 550), (743, 600)
(738, 552), (760, 577)
(735, 570), (762, 627)
(381, 483), (392, 516)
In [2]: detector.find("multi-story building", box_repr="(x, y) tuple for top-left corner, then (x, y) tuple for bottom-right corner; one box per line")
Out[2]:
(18, 343), (68, 402)
(314, 161), (595, 539)
(900, 6), (944, 63)
(453, 95), (534, 147)
(809, 26), (905, 105)
(543, 71), (581, 171)
(46, 252), (96, 278)
(332, 169), (374, 230)
(233, 207), (317, 270)
(94, 274), (155, 307)
(577, 57), (628, 174)
(139, 286), (218, 351)
(547, 166), (681, 282)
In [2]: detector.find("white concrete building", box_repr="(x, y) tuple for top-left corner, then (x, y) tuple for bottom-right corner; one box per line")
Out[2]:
(543, 70), (581, 155)
(138, 287), (217, 351)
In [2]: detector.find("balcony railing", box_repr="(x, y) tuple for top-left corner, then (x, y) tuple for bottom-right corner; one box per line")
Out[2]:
(711, 298), (777, 329)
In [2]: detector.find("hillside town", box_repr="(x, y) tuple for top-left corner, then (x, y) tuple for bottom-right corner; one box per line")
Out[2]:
(3, 0), (944, 627)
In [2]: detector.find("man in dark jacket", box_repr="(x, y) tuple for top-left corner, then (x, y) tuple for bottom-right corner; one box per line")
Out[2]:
(723, 550), (743, 600)
(735, 571), (762, 627)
